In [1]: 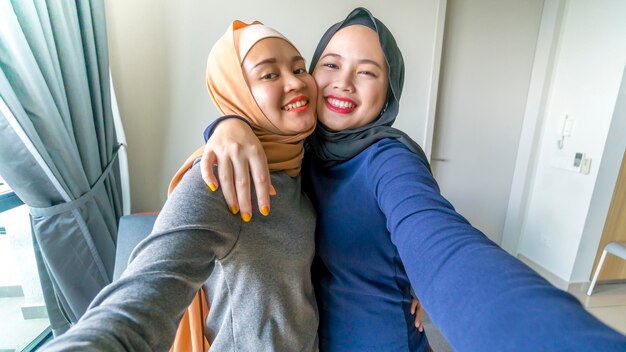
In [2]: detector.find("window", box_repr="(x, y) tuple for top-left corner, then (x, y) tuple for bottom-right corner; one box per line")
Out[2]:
(0, 176), (51, 351)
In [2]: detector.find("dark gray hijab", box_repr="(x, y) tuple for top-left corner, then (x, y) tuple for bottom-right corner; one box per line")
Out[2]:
(308, 7), (428, 169)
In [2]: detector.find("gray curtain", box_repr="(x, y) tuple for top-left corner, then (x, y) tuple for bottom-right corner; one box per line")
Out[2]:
(0, 0), (122, 335)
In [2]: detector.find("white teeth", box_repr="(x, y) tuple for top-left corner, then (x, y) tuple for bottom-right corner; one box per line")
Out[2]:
(283, 100), (308, 111)
(326, 97), (356, 109)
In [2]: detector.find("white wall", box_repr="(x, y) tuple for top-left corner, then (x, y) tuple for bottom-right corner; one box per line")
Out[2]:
(104, 0), (442, 212)
(431, 0), (543, 244)
(570, 67), (626, 283)
(501, 0), (567, 255)
(517, 0), (626, 282)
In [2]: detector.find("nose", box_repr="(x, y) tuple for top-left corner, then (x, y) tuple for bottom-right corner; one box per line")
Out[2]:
(284, 72), (307, 92)
(332, 70), (355, 93)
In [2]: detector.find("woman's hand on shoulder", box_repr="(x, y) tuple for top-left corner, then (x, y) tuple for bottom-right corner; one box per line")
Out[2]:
(201, 118), (275, 222)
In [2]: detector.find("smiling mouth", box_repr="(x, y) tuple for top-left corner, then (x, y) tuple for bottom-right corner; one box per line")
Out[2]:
(282, 98), (309, 112)
(324, 96), (357, 113)
(326, 97), (356, 109)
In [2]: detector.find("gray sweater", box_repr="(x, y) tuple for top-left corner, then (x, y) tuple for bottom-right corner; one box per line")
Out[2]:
(42, 162), (318, 351)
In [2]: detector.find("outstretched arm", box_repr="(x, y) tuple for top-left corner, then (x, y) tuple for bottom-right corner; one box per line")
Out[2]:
(201, 116), (274, 222)
(42, 163), (238, 351)
(369, 140), (626, 351)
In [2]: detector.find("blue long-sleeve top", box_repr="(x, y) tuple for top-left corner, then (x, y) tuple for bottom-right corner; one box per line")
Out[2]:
(304, 138), (626, 351)
(206, 118), (626, 351)
(303, 139), (428, 351)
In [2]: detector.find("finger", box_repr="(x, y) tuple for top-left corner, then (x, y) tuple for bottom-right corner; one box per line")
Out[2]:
(416, 321), (423, 332)
(248, 148), (272, 216)
(201, 150), (219, 191)
(217, 158), (239, 215)
(416, 305), (424, 332)
(414, 311), (423, 331)
(269, 184), (277, 196)
(410, 299), (418, 315)
(232, 156), (252, 222)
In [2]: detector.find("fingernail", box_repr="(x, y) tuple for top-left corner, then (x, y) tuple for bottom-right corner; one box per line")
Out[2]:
(229, 205), (239, 214)
(269, 185), (277, 196)
(208, 183), (217, 192)
(261, 206), (270, 216)
(241, 213), (251, 222)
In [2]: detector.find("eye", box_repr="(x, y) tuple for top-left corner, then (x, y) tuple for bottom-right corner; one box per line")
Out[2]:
(261, 73), (278, 80)
(322, 62), (338, 69)
(359, 70), (377, 77)
(294, 67), (307, 75)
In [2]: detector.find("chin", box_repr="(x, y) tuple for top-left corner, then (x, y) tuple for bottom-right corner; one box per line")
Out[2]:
(301, 116), (317, 130)
(288, 121), (315, 134)
(318, 113), (348, 131)
(319, 119), (346, 132)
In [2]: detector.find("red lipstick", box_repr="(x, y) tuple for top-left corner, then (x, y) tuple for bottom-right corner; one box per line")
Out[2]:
(283, 95), (309, 113)
(324, 95), (357, 114)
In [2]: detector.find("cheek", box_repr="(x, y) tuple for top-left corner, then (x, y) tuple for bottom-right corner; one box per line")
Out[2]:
(251, 87), (274, 111)
(304, 76), (318, 101)
(367, 81), (388, 111)
(312, 71), (329, 93)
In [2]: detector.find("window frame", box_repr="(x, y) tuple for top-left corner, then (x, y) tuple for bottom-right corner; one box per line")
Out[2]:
(0, 189), (53, 350)
(0, 191), (24, 213)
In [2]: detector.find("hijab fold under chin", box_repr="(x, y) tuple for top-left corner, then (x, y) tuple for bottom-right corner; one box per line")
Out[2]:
(307, 7), (429, 169)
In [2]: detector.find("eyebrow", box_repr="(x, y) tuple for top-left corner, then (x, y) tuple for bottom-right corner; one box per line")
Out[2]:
(253, 55), (306, 69)
(320, 52), (384, 69)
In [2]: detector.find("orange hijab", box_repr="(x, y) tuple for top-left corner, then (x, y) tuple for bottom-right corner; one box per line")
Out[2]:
(169, 20), (316, 193)
(168, 21), (315, 351)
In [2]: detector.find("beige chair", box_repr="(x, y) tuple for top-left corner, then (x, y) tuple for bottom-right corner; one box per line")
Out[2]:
(587, 242), (626, 296)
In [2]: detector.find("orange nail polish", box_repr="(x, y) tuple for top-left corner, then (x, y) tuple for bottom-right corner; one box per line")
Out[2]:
(229, 205), (239, 214)
(208, 183), (217, 192)
(261, 206), (270, 216)
(241, 213), (251, 222)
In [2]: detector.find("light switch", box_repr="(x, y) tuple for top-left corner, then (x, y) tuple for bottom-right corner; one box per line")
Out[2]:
(580, 157), (592, 175)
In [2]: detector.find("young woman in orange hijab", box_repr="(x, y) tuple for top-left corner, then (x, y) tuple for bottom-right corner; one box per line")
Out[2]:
(43, 21), (320, 351)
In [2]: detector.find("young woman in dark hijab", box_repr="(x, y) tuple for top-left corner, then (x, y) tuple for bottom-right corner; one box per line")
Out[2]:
(202, 7), (626, 352)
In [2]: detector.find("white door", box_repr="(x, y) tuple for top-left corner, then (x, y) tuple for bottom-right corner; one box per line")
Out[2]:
(430, 0), (544, 244)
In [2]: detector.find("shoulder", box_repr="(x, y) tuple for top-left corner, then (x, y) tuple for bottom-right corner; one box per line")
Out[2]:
(362, 139), (438, 196)
(364, 138), (430, 173)
(365, 138), (427, 159)
(156, 161), (237, 234)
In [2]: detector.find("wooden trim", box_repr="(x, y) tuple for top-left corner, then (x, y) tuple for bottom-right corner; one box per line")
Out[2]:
(590, 149), (626, 281)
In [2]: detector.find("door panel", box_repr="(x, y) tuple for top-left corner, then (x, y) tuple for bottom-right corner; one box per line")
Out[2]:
(431, 0), (543, 243)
